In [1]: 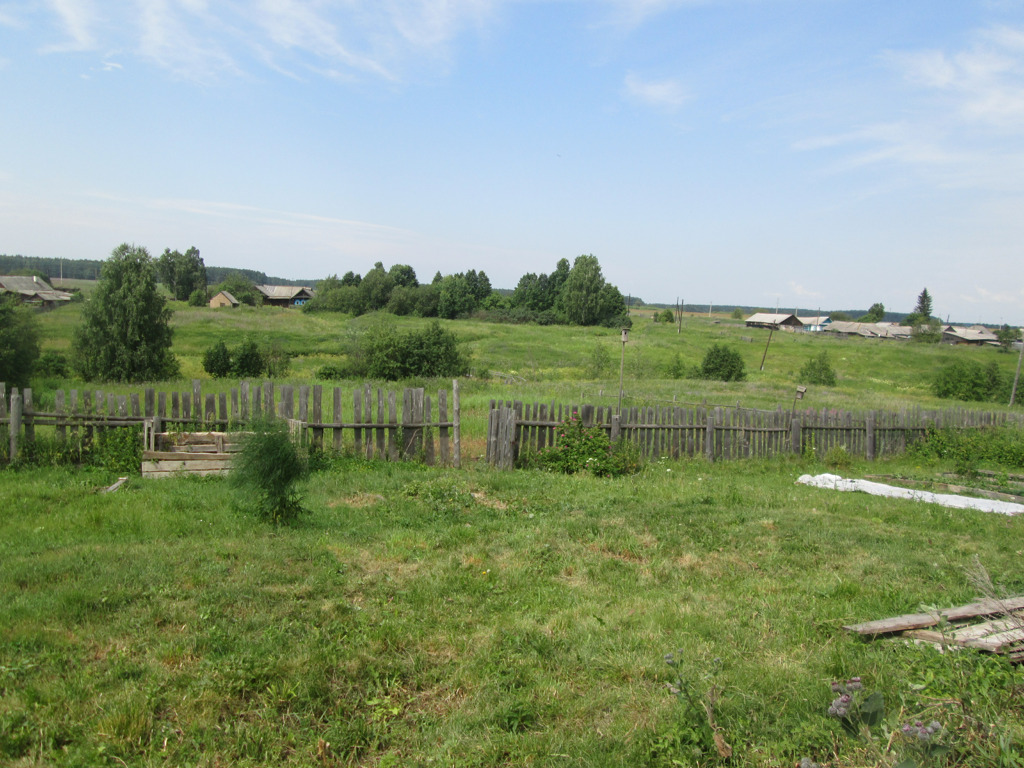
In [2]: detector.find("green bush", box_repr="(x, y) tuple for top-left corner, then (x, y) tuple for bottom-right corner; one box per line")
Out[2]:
(799, 350), (837, 386)
(585, 342), (612, 378)
(230, 419), (308, 524)
(188, 288), (207, 307)
(202, 341), (233, 378)
(698, 344), (746, 382)
(909, 425), (1024, 470)
(233, 340), (267, 378)
(35, 351), (69, 379)
(359, 320), (470, 380)
(526, 417), (641, 477)
(932, 359), (1006, 403)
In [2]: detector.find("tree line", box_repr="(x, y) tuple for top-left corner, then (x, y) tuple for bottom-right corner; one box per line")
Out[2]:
(303, 254), (630, 328)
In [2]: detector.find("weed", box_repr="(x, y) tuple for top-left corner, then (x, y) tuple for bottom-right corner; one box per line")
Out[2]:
(827, 676), (885, 738)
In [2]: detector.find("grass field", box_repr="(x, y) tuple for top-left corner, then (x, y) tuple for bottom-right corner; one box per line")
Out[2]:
(5, 301), (1024, 767)
(2, 451), (1023, 767)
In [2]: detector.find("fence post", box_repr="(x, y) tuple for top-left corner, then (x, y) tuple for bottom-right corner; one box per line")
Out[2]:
(9, 390), (22, 461)
(790, 415), (802, 455)
(23, 388), (34, 447)
(865, 412), (876, 460)
(610, 413), (621, 443)
(704, 408), (715, 462)
(55, 389), (66, 442)
(192, 380), (202, 419)
(453, 379), (461, 469)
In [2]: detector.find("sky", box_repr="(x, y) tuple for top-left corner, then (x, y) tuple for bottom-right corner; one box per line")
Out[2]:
(2, 0), (1024, 325)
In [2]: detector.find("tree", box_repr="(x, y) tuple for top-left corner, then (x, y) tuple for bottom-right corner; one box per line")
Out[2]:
(438, 274), (477, 319)
(859, 302), (885, 323)
(359, 262), (395, 311)
(995, 325), (1020, 353)
(799, 350), (837, 386)
(387, 264), (418, 288)
(907, 288), (933, 326)
(0, 294), (40, 389)
(73, 244), (179, 383)
(558, 255), (607, 325)
(158, 246), (206, 301)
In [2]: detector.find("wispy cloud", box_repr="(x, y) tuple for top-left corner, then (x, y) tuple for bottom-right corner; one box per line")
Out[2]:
(42, 0), (97, 52)
(30, 0), (501, 83)
(885, 25), (1024, 129)
(624, 72), (689, 110)
(796, 24), (1024, 194)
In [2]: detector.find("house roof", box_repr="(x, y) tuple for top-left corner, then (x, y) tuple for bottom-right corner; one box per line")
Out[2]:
(826, 321), (911, 339)
(796, 315), (830, 326)
(943, 326), (998, 343)
(745, 312), (798, 326)
(256, 285), (314, 300)
(0, 275), (72, 302)
(212, 290), (239, 305)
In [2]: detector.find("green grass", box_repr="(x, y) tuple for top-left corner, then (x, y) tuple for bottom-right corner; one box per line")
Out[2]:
(2, 453), (1024, 766)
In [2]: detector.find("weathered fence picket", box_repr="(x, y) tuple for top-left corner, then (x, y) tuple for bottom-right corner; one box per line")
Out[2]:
(486, 400), (1024, 468)
(1, 379), (460, 469)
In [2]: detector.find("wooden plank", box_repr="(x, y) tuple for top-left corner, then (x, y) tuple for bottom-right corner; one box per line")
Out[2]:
(141, 458), (233, 471)
(438, 389), (449, 465)
(142, 451), (236, 460)
(845, 597), (1024, 635)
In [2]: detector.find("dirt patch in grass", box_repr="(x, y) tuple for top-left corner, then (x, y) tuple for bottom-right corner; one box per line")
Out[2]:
(329, 493), (386, 508)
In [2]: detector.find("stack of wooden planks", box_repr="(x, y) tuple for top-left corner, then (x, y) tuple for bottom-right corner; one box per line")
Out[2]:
(845, 597), (1024, 661)
(141, 431), (242, 478)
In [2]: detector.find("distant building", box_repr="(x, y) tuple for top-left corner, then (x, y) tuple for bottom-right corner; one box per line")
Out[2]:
(941, 325), (999, 345)
(796, 315), (831, 332)
(825, 321), (911, 340)
(0, 275), (73, 307)
(256, 285), (314, 307)
(745, 312), (801, 330)
(209, 290), (239, 309)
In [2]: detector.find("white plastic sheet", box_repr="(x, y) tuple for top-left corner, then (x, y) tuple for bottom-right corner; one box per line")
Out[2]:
(796, 473), (1024, 516)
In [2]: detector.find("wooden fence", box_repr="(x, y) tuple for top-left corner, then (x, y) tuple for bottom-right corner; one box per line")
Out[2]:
(486, 400), (1023, 469)
(1, 380), (461, 467)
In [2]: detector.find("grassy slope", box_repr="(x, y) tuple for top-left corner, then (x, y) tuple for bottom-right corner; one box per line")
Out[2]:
(2, 455), (1023, 767)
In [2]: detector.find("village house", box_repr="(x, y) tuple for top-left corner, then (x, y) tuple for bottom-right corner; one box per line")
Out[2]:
(0, 275), (73, 307)
(744, 312), (801, 330)
(256, 285), (314, 308)
(941, 325), (999, 346)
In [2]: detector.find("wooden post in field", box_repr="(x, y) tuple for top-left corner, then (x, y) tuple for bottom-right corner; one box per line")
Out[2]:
(387, 390), (398, 460)
(438, 388), (449, 465)
(9, 390), (22, 461)
(453, 379), (461, 469)
(22, 388), (33, 447)
(240, 381), (250, 421)
(790, 414), (802, 455)
(865, 412), (876, 461)
(55, 389), (66, 442)
(332, 387), (342, 451)
(312, 385), (323, 450)
(610, 413), (621, 443)
(192, 380), (202, 420)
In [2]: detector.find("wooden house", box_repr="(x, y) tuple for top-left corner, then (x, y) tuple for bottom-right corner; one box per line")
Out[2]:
(0, 275), (72, 307)
(256, 285), (314, 307)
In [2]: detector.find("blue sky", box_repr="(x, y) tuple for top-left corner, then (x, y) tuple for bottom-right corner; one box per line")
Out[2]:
(2, 1), (1023, 324)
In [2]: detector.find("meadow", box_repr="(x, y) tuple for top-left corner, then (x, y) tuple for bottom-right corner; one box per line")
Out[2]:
(2, 301), (1023, 767)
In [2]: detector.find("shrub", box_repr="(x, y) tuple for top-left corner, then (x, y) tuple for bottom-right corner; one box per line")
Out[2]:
(932, 359), (1005, 403)
(799, 350), (837, 386)
(0, 294), (40, 389)
(202, 341), (233, 378)
(359, 320), (470, 380)
(188, 288), (207, 307)
(526, 417), (641, 477)
(232, 340), (266, 378)
(230, 419), (308, 524)
(656, 309), (675, 323)
(585, 342), (612, 378)
(698, 344), (746, 382)
(35, 351), (69, 379)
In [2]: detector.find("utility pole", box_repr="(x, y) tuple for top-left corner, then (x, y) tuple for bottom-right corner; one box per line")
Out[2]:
(1011, 329), (1024, 406)
(617, 328), (629, 416)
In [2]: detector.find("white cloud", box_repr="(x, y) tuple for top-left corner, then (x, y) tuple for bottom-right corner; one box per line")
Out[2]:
(788, 282), (821, 299)
(42, 0), (97, 52)
(624, 72), (689, 110)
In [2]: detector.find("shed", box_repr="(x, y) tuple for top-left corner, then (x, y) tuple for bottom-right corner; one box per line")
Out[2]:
(942, 326), (999, 345)
(209, 290), (239, 308)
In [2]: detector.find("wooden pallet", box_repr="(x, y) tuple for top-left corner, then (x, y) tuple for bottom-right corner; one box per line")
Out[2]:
(844, 597), (1024, 661)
